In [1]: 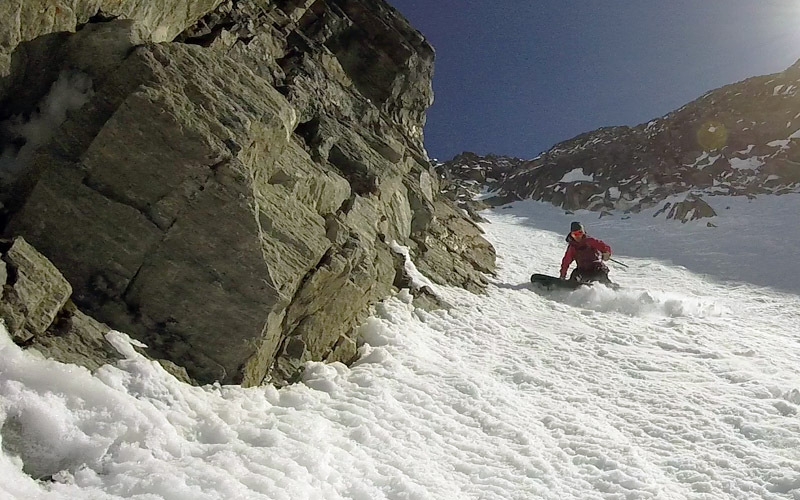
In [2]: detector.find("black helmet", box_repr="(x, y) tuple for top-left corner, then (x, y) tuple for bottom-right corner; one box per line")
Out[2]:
(566, 221), (586, 242)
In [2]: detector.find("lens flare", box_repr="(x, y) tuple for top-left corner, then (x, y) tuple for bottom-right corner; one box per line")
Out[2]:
(697, 121), (727, 151)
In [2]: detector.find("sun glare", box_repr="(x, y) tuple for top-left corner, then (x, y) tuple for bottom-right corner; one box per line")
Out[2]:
(770, 1), (800, 47)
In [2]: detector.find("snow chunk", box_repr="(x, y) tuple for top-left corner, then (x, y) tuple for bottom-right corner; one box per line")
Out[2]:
(729, 157), (764, 171)
(559, 168), (595, 183)
(390, 241), (440, 295)
(690, 152), (720, 170)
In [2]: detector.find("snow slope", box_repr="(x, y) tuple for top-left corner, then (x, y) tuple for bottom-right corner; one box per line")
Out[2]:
(1, 196), (800, 499)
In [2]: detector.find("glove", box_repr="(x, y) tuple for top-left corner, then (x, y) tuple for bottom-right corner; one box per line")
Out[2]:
(602, 252), (611, 261)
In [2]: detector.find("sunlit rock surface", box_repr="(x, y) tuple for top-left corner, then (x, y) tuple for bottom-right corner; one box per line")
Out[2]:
(0, 0), (225, 76)
(0, 1), (495, 386)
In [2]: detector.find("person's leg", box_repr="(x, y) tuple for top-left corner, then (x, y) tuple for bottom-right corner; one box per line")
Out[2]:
(589, 268), (618, 288)
(583, 268), (610, 283)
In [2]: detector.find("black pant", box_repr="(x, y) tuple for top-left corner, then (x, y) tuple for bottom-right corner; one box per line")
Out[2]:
(570, 267), (611, 285)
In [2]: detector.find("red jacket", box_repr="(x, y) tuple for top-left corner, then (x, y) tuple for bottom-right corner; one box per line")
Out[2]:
(560, 236), (611, 278)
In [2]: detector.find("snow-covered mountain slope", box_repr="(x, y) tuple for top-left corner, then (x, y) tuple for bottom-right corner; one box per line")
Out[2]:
(2, 196), (799, 499)
(439, 60), (800, 223)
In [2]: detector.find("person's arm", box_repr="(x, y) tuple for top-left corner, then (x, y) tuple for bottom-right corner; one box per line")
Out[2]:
(587, 237), (611, 254)
(560, 246), (575, 278)
(587, 237), (612, 260)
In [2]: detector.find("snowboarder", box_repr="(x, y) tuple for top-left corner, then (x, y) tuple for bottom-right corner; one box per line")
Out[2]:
(559, 222), (614, 285)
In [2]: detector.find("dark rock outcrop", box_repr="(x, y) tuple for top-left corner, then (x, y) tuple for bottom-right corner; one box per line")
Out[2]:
(440, 59), (800, 222)
(435, 152), (524, 221)
(0, 236), (193, 382)
(0, 1), (495, 386)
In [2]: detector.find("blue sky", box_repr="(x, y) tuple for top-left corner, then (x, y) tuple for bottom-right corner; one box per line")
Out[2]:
(387, 0), (800, 161)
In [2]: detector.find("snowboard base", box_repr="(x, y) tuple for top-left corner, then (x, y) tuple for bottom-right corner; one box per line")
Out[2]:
(530, 274), (588, 290)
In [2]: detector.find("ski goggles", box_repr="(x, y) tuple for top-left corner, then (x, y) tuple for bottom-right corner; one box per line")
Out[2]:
(570, 230), (585, 239)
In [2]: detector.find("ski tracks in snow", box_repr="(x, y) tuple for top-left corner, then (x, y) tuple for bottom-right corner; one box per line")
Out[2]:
(3, 207), (800, 500)
(417, 212), (800, 499)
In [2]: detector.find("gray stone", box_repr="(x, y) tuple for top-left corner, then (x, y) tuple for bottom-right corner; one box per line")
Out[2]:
(0, 237), (147, 377)
(0, 237), (72, 342)
(30, 302), (123, 373)
(666, 194), (717, 223)
(1, 1), (496, 387)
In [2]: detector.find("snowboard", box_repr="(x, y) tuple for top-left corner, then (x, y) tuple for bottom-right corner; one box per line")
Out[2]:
(530, 273), (621, 291)
(530, 274), (588, 290)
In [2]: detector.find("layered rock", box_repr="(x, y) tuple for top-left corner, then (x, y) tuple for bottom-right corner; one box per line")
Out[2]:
(0, 1), (495, 386)
(436, 152), (525, 221)
(0, 0), (225, 76)
(0, 236), (192, 381)
(0, 237), (73, 345)
(439, 60), (800, 222)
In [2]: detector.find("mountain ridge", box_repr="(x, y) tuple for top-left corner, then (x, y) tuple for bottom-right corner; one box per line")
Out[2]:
(439, 58), (800, 223)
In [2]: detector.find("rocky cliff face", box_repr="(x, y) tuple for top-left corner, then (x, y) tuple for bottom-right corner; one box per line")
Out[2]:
(440, 60), (800, 223)
(0, 0), (495, 386)
(0, 0), (226, 76)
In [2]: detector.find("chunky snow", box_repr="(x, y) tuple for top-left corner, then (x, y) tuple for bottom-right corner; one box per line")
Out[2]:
(559, 168), (595, 183)
(729, 156), (764, 170)
(2, 195), (800, 499)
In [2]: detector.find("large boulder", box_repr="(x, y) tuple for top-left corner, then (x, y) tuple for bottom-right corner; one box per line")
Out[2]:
(652, 194), (717, 223)
(0, 236), (192, 381)
(0, 2), (495, 386)
(0, 237), (72, 344)
(0, 0), (225, 76)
